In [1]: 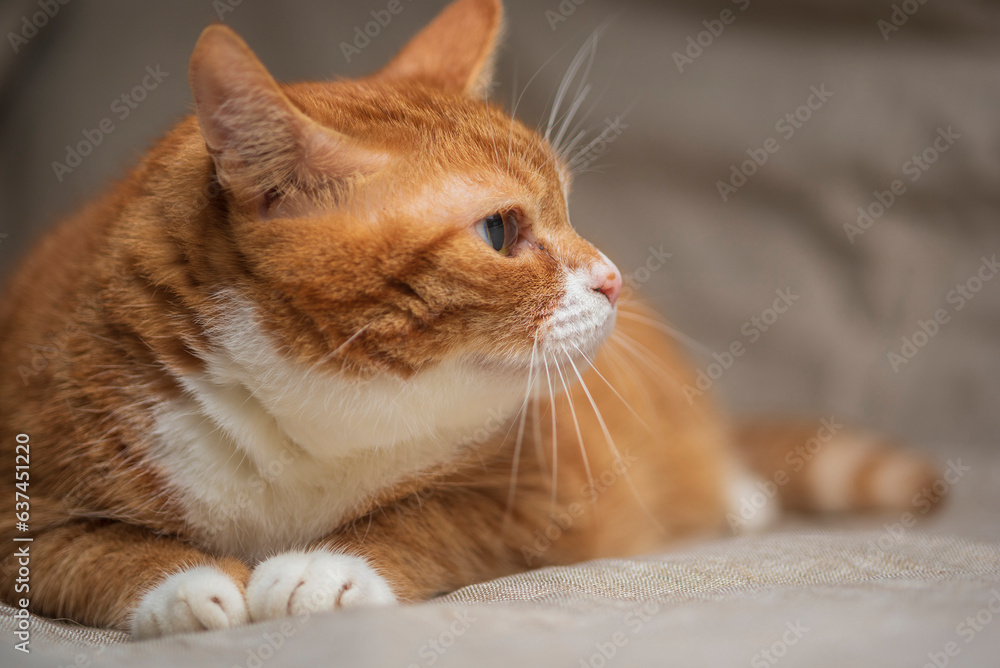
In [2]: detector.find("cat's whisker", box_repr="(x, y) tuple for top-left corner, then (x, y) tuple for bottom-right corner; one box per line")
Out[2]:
(509, 43), (571, 170)
(609, 330), (711, 425)
(529, 108), (566, 168)
(558, 129), (589, 165)
(607, 333), (678, 396)
(562, 348), (665, 533)
(616, 308), (713, 358)
(569, 342), (651, 433)
(318, 320), (376, 366)
(567, 133), (614, 170)
(610, 325), (713, 424)
(504, 336), (540, 521)
(542, 350), (559, 511)
(552, 348), (594, 501)
(609, 334), (700, 419)
(552, 82), (591, 156)
(601, 340), (659, 422)
(501, 162), (555, 185)
(568, 167), (609, 177)
(609, 329), (674, 377)
(557, 70), (619, 164)
(545, 20), (611, 151)
(531, 355), (546, 478)
(566, 98), (637, 171)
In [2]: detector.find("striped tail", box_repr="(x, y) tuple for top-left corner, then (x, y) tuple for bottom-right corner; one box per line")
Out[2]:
(733, 417), (945, 514)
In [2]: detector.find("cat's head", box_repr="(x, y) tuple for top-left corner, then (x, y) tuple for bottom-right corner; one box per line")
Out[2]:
(186, 0), (620, 446)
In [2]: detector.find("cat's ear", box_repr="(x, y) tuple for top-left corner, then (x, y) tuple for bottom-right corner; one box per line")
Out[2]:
(189, 25), (381, 215)
(376, 0), (503, 99)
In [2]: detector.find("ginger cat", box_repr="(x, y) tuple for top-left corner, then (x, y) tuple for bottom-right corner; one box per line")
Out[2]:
(0, 0), (938, 638)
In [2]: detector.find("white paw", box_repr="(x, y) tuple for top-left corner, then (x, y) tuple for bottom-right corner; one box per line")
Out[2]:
(246, 550), (396, 622)
(727, 470), (782, 533)
(131, 566), (248, 639)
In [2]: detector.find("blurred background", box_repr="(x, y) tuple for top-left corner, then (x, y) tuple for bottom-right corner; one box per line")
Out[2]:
(1, 0), (998, 458)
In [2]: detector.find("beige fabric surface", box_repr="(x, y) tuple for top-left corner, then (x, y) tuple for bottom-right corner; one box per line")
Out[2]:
(2, 530), (999, 667)
(438, 532), (1000, 610)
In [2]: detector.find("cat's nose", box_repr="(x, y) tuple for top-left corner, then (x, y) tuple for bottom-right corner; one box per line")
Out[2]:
(591, 254), (622, 306)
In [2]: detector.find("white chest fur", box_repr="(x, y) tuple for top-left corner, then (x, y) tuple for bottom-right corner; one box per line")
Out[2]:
(150, 295), (527, 561)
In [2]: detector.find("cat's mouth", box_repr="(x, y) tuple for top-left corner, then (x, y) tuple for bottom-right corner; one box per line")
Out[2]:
(539, 307), (616, 362)
(463, 305), (615, 378)
(536, 267), (619, 363)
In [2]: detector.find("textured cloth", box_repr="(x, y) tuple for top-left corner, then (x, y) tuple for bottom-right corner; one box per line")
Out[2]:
(2, 530), (1000, 667)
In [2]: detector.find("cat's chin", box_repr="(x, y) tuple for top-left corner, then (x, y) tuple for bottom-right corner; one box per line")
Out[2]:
(462, 352), (541, 377)
(465, 311), (617, 380)
(539, 306), (618, 364)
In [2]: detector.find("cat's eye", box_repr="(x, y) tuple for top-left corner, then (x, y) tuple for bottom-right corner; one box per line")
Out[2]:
(477, 212), (518, 256)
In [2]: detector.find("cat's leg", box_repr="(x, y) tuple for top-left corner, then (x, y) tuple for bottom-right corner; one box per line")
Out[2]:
(247, 482), (562, 617)
(0, 519), (250, 637)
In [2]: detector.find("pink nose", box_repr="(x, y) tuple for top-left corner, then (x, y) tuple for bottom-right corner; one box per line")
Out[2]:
(591, 255), (622, 306)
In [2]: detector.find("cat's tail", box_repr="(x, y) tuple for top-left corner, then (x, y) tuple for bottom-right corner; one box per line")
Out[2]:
(731, 417), (947, 517)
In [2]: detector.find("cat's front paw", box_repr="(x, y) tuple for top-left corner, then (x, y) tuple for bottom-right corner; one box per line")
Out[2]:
(246, 549), (396, 622)
(131, 566), (248, 639)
